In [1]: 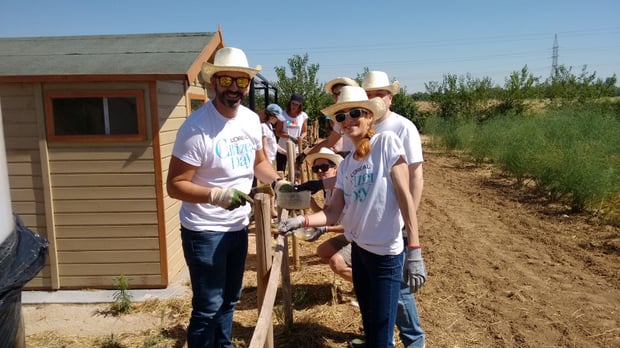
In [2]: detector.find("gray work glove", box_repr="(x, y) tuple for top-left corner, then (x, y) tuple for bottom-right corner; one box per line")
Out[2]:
(208, 188), (253, 210)
(305, 226), (327, 242)
(278, 216), (305, 235)
(405, 248), (427, 293)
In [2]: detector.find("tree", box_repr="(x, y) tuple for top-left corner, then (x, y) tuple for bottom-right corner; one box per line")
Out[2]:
(274, 54), (326, 124)
(497, 65), (540, 115)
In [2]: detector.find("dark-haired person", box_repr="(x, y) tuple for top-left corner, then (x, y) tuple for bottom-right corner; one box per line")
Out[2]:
(166, 47), (289, 348)
(275, 93), (308, 172)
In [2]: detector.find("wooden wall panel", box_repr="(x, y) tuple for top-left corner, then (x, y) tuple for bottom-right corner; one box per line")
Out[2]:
(59, 250), (160, 263)
(1, 84), (50, 289)
(58, 275), (163, 289)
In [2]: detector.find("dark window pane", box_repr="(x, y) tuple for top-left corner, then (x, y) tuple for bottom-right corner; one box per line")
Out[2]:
(108, 97), (139, 134)
(52, 98), (104, 135)
(191, 99), (204, 112)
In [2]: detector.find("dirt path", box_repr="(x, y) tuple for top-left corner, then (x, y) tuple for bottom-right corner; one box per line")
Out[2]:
(23, 146), (620, 347)
(417, 148), (619, 347)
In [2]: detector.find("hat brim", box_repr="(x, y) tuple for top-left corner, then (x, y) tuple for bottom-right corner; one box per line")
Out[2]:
(201, 62), (262, 81)
(305, 152), (343, 166)
(321, 97), (386, 121)
(364, 81), (400, 95)
(325, 77), (359, 95)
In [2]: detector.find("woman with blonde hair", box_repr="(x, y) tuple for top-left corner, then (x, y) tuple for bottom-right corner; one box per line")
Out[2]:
(279, 86), (427, 347)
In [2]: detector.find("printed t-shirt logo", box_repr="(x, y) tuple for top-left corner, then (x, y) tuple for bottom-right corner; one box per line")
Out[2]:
(215, 135), (255, 169)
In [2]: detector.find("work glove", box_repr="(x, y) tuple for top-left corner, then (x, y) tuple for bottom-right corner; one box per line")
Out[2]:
(272, 179), (295, 193)
(305, 226), (327, 242)
(404, 248), (427, 293)
(208, 187), (253, 210)
(295, 180), (324, 194)
(278, 216), (305, 235)
(295, 152), (307, 166)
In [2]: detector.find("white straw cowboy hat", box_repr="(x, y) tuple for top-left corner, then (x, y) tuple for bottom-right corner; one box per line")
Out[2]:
(321, 86), (386, 121)
(325, 77), (359, 95)
(201, 47), (262, 81)
(361, 70), (400, 95)
(305, 147), (344, 166)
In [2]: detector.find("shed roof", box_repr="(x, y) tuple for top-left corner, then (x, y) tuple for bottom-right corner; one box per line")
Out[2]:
(0, 32), (220, 80)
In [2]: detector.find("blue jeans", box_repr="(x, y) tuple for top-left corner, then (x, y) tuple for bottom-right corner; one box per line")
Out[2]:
(181, 226), (248, 348)
(351, 242), (403, 348)
(396, 267), (425, 347)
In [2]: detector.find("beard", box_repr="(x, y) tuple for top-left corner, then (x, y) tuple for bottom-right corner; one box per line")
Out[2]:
(216, 89), (244, 108)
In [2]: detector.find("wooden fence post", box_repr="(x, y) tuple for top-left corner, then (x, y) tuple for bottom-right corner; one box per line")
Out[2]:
(253, 193), (274, 348)
(285, 140), (300, 270)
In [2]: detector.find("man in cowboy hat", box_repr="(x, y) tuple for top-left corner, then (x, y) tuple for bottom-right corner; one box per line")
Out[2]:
(167, 46), (288, 348)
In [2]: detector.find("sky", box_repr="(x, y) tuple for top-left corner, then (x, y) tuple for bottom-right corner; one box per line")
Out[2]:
(1, 0), (618, 93)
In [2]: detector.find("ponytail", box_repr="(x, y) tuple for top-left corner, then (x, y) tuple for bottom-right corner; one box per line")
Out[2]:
(354, 127), (375, 160)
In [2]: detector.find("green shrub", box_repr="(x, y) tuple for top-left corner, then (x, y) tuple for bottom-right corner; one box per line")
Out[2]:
(426, 104), (620, 216)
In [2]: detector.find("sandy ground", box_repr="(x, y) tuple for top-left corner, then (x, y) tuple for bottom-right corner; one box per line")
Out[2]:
(22, 145), (620, 347)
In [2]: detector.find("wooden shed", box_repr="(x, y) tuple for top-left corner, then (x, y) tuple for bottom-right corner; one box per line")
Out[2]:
(0, 31), (225, 289)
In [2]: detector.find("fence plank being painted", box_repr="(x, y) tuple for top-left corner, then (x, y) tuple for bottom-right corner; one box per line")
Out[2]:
(250, 233), (286, 348)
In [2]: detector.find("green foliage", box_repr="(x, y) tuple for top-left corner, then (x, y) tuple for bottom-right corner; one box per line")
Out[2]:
(393, 88), (422, 128)
(113, 274), (133, 314)
(425, 73), (496, 121)
(274, 54), (325, 125)
(495, 65), (540, 115)
(427, 105), (620, 215)
(542, 65), (618, 106)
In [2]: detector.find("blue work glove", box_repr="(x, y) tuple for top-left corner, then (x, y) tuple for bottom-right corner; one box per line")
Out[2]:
(295, 180), (324, 194)
(405, 248), (427, 293)
(278, 216), (305, 236)
(208, 188), (253, 210)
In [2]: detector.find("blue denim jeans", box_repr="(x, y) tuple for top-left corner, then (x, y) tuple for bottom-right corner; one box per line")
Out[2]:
(181, 226), (248, 348)
(396, 261), (426, 347)
(351, 242), (403, 348)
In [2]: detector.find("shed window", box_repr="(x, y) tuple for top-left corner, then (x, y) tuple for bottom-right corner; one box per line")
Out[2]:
(45, 90), (146, 142)
(188, 93), (206, 113)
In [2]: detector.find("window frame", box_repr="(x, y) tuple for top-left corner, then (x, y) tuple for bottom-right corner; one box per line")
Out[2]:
(187, 92), (206, 114)
(44, 89), (147, 142)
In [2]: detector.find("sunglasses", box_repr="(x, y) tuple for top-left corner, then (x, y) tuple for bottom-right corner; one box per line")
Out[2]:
(214, 75), (251, 88)
(311, 163), (335, 173)
(334, 108), (365, 123)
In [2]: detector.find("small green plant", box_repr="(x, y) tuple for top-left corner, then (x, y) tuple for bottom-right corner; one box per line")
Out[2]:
(113, 274), (133, 314)
(100, 333), (123, 348)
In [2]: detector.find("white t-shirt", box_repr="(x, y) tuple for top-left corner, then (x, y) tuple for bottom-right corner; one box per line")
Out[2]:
(375, 111), (424, 164)
(172, 101), (262, 231)
(335, 132), (406, 255)
(277, 111), (308, 154)
(261, 122), (277, 163)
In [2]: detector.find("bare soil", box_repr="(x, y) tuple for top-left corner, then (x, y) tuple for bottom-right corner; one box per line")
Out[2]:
(24, 145), (620, 347)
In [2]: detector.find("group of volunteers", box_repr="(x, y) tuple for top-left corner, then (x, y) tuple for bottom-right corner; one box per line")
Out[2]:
(166, 46), (427, 348)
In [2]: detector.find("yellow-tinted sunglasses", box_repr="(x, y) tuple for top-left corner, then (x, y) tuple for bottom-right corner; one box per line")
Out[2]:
(215, 75), (251, 88)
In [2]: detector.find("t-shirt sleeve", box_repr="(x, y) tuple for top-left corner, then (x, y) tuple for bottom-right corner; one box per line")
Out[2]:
(382, 132), (406, 170)
(172, 122), (206, 167)
(402, 123), (424, 164)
